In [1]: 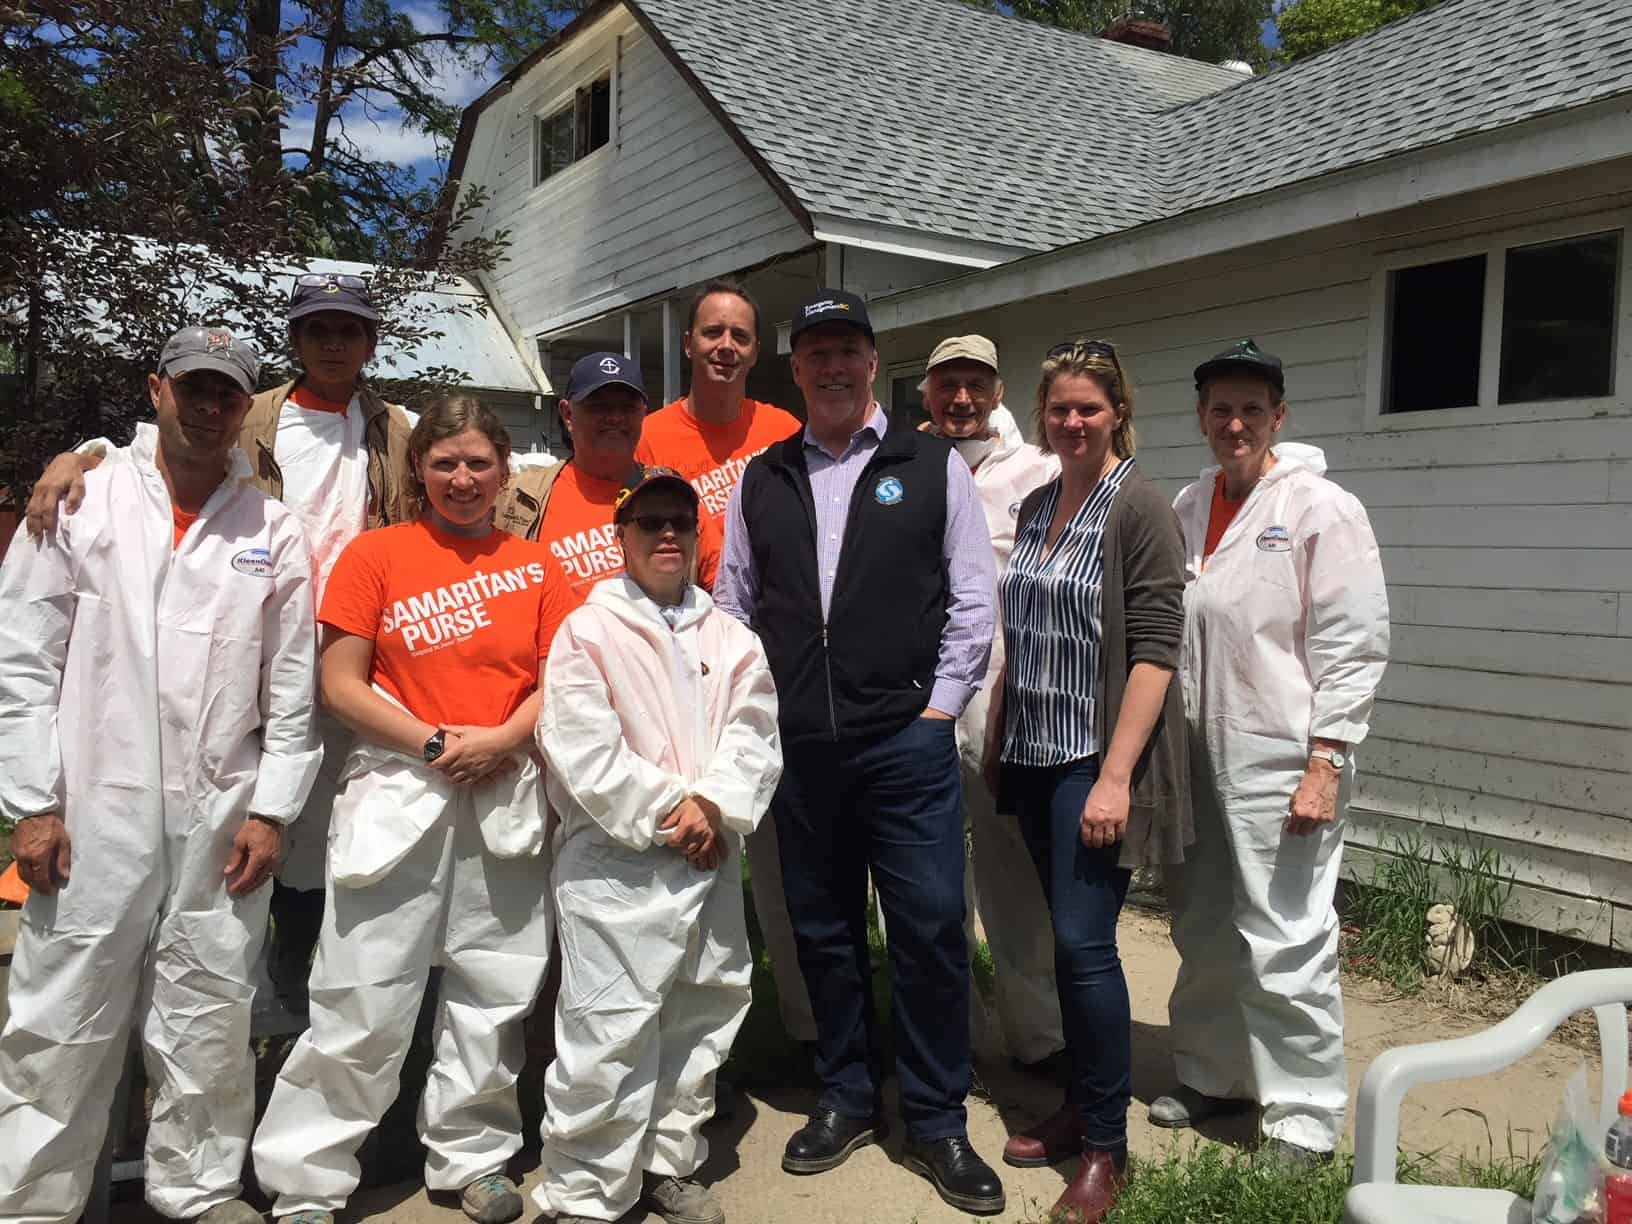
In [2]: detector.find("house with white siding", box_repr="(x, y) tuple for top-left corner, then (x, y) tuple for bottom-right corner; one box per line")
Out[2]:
(439, 0), (1243, 446)
(446, 0), (1632, 947)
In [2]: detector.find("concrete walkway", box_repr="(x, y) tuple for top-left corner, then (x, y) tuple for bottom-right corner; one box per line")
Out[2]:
(119, 909), (1587, 1223)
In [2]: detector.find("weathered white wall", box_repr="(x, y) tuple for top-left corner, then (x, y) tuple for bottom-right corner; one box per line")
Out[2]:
(877, 160), (1632, 949)
(461, 8), (811, 341)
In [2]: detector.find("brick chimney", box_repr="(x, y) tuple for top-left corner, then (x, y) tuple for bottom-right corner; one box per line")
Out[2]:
(1101, 14), (1172, 53)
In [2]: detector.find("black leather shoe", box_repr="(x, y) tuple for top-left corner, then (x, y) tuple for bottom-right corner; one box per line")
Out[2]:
(781, 1109), (885, 1174)
(902, 1135), (1006, 1215)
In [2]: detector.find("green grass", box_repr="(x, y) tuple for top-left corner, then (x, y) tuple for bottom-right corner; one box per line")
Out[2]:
(1342, 830), (1520, 993)
(1034, 1140), (1545, 1224)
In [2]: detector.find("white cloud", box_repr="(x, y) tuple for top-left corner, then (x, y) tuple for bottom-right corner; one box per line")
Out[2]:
(283, 106), (443, 169)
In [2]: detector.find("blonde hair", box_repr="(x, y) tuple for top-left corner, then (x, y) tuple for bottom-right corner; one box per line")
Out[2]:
(1035, 342), (1137, 459)
(406, 394), (512, 512)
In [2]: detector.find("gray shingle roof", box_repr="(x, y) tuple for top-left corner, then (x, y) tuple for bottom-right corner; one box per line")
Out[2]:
(632, 0), (1245, 252)
(1159, 0), (1632, 215)
(631, 0), (1632, 255)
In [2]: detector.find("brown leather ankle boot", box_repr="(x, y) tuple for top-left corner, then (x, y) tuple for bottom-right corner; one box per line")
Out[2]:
(1001, 1101), (1081, 1167)
(1049, 1148), (1128, 1224)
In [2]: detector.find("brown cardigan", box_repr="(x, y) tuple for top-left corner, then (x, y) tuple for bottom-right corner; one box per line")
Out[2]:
(1013, 466), (1192, 869)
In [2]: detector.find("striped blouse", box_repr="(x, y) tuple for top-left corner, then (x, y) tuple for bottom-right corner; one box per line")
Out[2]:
(999, 458), (1135, 767)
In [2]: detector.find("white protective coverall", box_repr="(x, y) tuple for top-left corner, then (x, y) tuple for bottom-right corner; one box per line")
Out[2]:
(1166, 441), (1389, 1152)
(251, 731), (551, 1214)
(535, 577), (781, 1222)
(956, 405), (1065, 1064)
(0, 425), (321, 1222)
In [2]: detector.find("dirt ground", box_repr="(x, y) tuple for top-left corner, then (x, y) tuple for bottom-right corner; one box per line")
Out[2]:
(113, 908), (1591, 1224)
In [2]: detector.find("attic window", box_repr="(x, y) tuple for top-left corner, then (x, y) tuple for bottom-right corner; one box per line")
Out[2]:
(1381, 227), (1623, 414)
(535, 73), (611, 185)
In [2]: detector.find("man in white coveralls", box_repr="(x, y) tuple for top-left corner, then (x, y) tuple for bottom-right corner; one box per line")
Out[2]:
(0, 325), (321, 1224)
(919, 334), (1066, 1077)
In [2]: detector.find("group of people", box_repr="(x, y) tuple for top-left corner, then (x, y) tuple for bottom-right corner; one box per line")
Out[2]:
(0, 270), (1390, 1224)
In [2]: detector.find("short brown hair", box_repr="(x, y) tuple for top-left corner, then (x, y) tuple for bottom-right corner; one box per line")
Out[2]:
(406, 394), (511, 512)
(1035, 342), (1137, 459)
(686, 278), (761, 335)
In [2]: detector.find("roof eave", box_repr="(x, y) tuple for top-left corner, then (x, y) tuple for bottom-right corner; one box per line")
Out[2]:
(621, 0), (814, 237)
(867, 92), (1632, 334)
(426, 0), (624, 262)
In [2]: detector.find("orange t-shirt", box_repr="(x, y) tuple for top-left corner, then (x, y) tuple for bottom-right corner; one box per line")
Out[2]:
(1202, 473), (1248, 564)
(539, 463), (722, 604)
(636, 398), (802, 527)
(319, 518), (576, 728)
(172, 506), (199, 549)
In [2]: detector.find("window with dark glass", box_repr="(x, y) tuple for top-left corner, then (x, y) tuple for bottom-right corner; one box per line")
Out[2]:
(1385, 254), (1485, 414)
(890, 373), (927, 431)
(535, 72), (612, 185)
(1499, 230), (1619, 404)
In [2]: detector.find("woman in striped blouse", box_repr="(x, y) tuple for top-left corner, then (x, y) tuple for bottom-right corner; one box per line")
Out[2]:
(983, 341), (1190, 1224)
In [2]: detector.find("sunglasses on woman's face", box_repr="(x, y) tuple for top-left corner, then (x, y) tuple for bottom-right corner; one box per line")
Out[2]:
(629, 513), (698, 535)
(1046, 339), (1119, 361)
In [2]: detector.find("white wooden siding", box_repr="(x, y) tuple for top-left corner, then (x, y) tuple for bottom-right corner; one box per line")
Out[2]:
(877, 161), (1632, 948)
(461, 10), (810, 340)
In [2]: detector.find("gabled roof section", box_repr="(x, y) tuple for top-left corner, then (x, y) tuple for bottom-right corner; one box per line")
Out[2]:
(628, 0), (1246, 253)
(1157, 0), (1632, 216)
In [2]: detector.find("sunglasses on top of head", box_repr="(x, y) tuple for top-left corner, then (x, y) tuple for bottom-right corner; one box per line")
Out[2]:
(294, 273), (369, 291)
(628, 513), (698, 535)
(1046, 338), (1119, 361)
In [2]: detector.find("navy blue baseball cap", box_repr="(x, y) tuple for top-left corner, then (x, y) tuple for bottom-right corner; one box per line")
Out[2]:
(565, 351), (647, 402)
(789, 289), (874, 347)
(288, 272), (380, 323)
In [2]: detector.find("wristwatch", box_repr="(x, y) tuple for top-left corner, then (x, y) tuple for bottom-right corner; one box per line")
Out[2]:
(1310, 747), (1347, 770)
(423, 730), (446, 763)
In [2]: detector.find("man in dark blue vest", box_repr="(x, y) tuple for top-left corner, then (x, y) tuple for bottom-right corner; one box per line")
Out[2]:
(714, 290), (1003, 1215)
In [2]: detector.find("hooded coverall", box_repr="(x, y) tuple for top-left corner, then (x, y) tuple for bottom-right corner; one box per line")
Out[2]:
(0, 425), (321, 1221)
(535, 577), (782, 1222)
(1167, 442), (1389, 1152)
(954, 405), (1065, 1065)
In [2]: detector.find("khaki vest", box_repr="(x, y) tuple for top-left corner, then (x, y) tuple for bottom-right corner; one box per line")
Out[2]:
(238, 379), (417, 528)
(493, 462), (566, 541)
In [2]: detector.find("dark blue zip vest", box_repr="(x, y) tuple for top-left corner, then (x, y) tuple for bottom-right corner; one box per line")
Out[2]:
(737, 423), (950, 748)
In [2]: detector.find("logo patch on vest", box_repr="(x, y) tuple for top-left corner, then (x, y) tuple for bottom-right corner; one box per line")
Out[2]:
(1008, 500), (1022, 518)
(231, 548), (275, 577)
(1255, 526), (1291, 553)
(874, 476), (904, 506)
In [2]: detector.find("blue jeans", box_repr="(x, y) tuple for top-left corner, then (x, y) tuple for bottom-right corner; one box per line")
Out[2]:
(1005, 757), (1132, 1150)
(774, 716), (970, 1141)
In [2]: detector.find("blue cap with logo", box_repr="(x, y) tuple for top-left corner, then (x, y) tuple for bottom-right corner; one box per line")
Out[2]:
(566, 351), (647, 402)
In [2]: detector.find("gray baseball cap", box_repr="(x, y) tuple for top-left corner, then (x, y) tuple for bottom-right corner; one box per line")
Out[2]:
(159, 326), (260, 395)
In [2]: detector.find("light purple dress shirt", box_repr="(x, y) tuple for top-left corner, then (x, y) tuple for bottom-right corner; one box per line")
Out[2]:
(714, 404), (997, 718)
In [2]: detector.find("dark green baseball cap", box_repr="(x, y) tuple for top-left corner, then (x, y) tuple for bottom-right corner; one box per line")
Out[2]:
(1193, 338), (1284, 395)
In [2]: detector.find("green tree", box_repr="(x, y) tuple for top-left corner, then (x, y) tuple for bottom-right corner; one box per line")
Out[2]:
(0, 0), (564, 497)
(965, 1), (1273, 67)
(1274, 0), (1441, 63)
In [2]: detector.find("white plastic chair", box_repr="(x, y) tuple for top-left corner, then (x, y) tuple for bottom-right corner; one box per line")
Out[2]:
(1344, 967), (1632, 1224)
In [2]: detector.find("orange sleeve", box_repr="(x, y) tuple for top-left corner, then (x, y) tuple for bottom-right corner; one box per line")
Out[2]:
(536, 556), (577, 660)
(634, 434), (657, 465)
(697, 514), (722, 592)
(318, 531), (388, 639)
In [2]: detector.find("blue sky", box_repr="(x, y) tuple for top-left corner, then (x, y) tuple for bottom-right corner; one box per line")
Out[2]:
(279, 2), (501, 187)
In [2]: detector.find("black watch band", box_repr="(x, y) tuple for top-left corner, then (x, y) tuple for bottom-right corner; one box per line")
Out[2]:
(423, 730), (446, 763)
